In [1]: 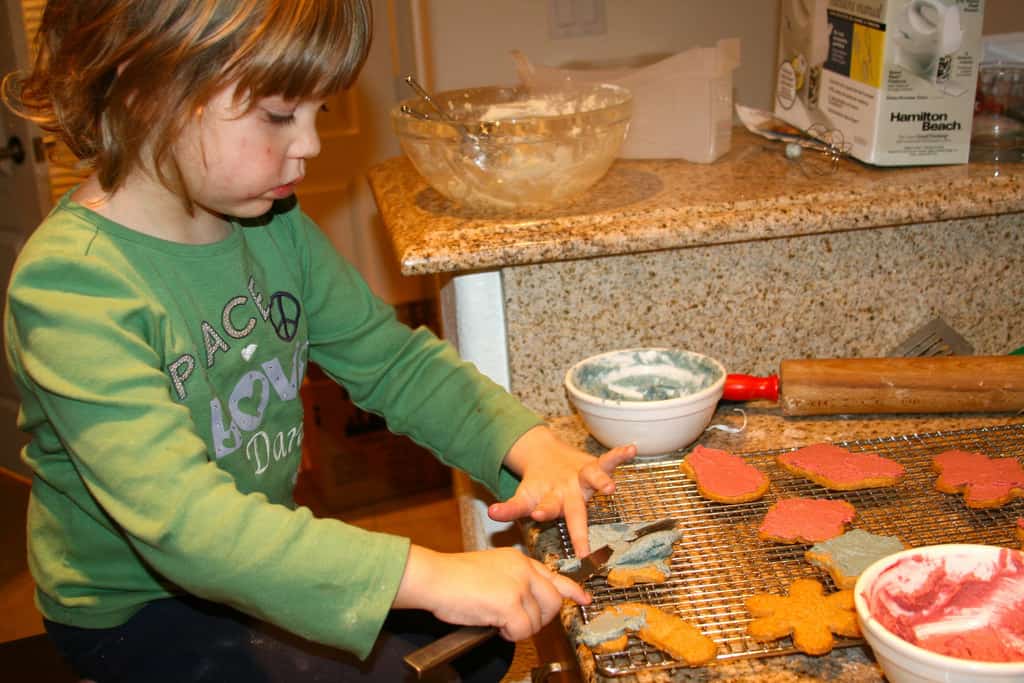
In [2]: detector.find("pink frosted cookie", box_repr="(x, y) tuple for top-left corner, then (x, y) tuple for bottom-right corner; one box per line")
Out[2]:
(758, 498), (856, 544)
(680, 445), (770, 503)
(777, 443), (905, 491)
(932, 450), (1024, 508)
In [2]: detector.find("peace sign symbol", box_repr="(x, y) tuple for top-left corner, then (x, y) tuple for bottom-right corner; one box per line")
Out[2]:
(268, 291), (302, 342)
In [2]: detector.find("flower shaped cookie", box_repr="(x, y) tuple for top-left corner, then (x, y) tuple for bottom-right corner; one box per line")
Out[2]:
(745, 578), (860, 655)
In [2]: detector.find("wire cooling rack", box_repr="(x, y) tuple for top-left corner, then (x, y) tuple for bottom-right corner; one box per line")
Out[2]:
(558, 423), (1024, 677)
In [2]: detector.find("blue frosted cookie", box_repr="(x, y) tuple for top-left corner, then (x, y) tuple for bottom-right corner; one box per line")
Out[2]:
(579, 602), (718, 665)
(557, 522), (681, 587)
(805, 529), (904, 589)
(604, 528), (680, 587)
(576, 608), (647, 653)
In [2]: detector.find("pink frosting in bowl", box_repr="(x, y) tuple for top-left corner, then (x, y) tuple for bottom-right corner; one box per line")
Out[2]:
(855, 544), (1024, 683)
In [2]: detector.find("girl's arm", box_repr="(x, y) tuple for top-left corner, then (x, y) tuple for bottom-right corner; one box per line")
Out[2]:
(393, 544), (589, 641)
(293, 210), (637, 557)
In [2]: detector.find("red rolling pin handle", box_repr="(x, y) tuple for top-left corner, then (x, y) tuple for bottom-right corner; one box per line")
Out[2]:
(723, 373), (780, 402)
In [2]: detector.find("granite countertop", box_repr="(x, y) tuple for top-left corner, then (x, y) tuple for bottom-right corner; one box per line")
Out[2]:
(367, 128), (1024, 276)
(527, 406), (1024, 683)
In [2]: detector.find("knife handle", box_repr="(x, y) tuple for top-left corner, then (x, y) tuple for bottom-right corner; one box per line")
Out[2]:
(403, 625), (497, 677)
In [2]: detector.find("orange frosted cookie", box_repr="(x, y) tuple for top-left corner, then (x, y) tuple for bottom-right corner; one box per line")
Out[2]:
(681, 445), (770, 503)
(745, 578), (860, 655)
(758, 498), (856, 544)
(932, 450), (1024, 508)
(777, 443), (905, 490)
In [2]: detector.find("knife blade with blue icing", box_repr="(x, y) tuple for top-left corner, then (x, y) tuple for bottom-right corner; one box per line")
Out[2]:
(557, 518), (678, 578)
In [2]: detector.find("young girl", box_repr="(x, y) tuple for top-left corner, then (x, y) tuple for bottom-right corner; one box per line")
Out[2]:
(2, 1), (636, 680)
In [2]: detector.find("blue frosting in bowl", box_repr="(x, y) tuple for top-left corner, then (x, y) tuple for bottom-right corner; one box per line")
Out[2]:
(571, 349), (723, 403)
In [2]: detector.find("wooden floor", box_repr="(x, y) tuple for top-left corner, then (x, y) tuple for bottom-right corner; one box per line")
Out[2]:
(0, 470), (44, 643)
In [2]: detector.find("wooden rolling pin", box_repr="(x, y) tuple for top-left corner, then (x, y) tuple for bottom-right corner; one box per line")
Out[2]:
(722, 356), (1024, 416)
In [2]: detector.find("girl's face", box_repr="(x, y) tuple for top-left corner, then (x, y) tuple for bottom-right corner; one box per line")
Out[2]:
(173, 83), (324, 219)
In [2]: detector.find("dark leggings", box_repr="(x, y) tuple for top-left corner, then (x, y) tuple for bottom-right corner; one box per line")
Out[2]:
(44, 596), (513, 682)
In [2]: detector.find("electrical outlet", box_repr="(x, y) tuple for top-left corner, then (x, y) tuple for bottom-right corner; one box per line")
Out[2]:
(547, 0), (606, 40)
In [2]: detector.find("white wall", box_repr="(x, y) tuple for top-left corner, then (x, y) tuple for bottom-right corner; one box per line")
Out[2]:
(420, 0), (1024, 114)
(423, 0), (780, 111)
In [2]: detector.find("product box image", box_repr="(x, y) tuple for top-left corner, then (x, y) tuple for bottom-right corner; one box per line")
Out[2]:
(775, 0), (985, 165)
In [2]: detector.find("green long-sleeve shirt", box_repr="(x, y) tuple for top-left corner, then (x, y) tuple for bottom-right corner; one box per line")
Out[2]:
(4, 193), (542, 658)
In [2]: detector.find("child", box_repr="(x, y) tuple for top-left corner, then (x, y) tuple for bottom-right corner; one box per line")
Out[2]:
(1, 1), (636, 680)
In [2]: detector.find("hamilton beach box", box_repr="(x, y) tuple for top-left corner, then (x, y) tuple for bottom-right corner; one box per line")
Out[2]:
(775, 0), (985, 165)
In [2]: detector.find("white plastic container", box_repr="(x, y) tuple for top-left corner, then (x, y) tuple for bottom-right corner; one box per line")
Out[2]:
(774, 0), (986, 166)
(516, 39), (741, 163)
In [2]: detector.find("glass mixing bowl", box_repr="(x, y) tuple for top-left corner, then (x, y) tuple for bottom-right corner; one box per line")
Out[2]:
(391, 83), (632, 211)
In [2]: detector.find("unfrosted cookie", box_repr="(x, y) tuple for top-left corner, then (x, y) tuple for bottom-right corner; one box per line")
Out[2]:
(805, 529), (904, 589)
(581, 602), (718, 665)
(1017, 518), (1024, 549)
(758, 498), (856, 544)
(745, 578), (860, 655)
(607, 564), (669, 588)
(932, 450), (1024, 508)
(680, 445), (770, 503)
(777, 443), (905, 490)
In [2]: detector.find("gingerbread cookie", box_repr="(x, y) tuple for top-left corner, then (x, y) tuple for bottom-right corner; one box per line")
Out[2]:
(758, 498), (856, 544)
(932, 450), (1024, 508)
(777, 443), (905, 491)
(607, 564), (669, 588)
(579, 602), (718, 665)
(1017, 518), (1024, 549)
(745, 578), (861, 655)
(681, 445), (770, 503)
(805, 529), (904, 589)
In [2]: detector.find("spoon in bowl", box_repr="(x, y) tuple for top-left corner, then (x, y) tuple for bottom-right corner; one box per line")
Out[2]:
(403, 75), (490, 169)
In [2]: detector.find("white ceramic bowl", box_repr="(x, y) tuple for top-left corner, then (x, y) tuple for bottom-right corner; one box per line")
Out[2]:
(855, 544), (1024, 683)
(564, 348), (726, 458)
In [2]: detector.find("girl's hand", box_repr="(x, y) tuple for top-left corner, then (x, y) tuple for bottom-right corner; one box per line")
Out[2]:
(487, 426), (637, 557)
(394, 545), (589, 641)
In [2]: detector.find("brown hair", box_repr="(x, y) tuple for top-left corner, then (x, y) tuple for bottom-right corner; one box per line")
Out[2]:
(2, 0), (372, 198)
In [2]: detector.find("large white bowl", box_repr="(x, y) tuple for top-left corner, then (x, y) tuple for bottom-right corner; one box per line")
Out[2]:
(564, 348), (726, 459)
(855, 544), (1024, 683)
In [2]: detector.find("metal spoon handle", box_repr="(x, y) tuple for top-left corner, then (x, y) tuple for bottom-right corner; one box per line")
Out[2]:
(404, 75), (476, 138)
(404, 76), (440, 112)
(403, 74), (489, 169)
(399, 104), (431, 121)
